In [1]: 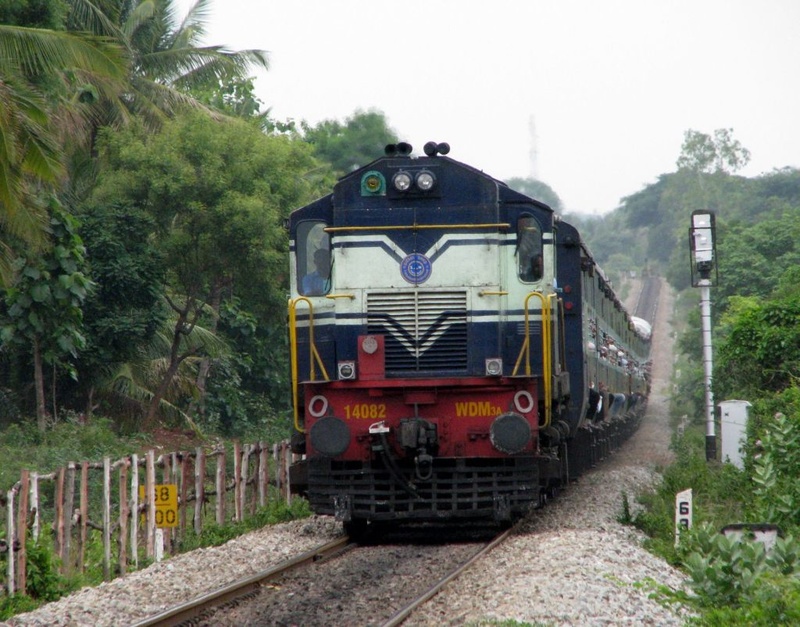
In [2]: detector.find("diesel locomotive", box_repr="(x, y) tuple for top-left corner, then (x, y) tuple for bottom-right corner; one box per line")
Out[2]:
(287, 142), (650, 533)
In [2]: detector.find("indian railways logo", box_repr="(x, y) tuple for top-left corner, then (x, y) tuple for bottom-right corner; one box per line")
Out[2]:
(400, 253), (432, 284)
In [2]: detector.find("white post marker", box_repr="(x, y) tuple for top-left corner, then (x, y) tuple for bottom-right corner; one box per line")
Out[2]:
(155, 528), (164, 563)
(675, 488), (693, 546)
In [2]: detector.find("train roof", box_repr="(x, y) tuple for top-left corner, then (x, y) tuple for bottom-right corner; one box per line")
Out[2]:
(335, 143), (554, 214)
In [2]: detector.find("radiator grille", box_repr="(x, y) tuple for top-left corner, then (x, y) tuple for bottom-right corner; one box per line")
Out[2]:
(367, 291), (467, 373)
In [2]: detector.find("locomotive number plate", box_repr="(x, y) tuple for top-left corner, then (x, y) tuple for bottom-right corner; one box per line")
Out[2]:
(343, 403), (387, 420)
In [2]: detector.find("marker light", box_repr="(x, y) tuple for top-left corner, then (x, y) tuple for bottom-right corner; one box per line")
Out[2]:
(392, 171), (413, 192)
(415, 170), (436, 191)
(485, 358), (503, 376)
(337, 361), (356, 380)
(360, 171), (386, 196)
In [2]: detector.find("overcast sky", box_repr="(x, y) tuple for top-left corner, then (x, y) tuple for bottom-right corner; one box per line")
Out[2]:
(177, 0), (800, 215)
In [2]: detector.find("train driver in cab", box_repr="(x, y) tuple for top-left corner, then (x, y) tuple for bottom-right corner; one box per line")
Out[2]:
(302, 247), (331, 296)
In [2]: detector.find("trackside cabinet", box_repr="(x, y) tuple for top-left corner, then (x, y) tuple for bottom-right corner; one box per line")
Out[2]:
(719, 399), (751, 469)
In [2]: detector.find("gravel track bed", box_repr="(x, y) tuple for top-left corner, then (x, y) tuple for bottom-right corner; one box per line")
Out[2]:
(5, 280), (689, 626)
(204, 540), (487, 626)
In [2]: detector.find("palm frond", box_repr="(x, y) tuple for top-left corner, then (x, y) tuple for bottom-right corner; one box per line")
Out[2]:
(0, 26), (128, 81)
(173, 0), (214, 47)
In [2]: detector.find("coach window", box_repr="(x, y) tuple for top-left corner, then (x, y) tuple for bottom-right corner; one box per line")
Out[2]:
(297, 221), (331, 296)
(517, 216), (543, 282)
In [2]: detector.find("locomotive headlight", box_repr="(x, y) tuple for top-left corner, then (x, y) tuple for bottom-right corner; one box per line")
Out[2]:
(310, 417), (350, 457)
(337, 361), (356, 380)
(415, 170), (436, 191)
(392, 171), (413, 192)
(490, 412), (532, 454)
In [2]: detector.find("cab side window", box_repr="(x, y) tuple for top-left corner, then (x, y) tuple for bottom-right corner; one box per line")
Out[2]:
(298, 221), (331, 296)
(517, 216), (543, 282)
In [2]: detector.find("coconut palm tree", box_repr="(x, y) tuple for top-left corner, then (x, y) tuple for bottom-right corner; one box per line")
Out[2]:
(67, 0), (270, 129)
(0, 25), (129, 283)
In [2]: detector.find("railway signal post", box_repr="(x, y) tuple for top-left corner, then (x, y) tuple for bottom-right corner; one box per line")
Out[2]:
(689, 211), (718, 462)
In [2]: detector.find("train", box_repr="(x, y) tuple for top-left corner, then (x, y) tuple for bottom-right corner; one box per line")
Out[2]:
(286, 142), (651, 535)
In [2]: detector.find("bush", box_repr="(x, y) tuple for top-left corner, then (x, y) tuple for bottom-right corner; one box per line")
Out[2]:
(633, 430), (749, 563)
(662, 525), (800, 626)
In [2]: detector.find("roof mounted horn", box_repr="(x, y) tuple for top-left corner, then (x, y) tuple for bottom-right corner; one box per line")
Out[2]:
(385, 142), (413, 156)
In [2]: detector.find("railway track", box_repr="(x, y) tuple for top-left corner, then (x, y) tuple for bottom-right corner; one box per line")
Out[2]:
(633, 275), (661, 325)
(133, 526), (515, 627)
(132, 536), (354, 627)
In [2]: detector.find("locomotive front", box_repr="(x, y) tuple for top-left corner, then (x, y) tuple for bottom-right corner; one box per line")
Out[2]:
(287, 143), (563, 531)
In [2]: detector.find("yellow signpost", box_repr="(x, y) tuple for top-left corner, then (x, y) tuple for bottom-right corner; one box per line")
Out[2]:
(139, 484), (178, 528)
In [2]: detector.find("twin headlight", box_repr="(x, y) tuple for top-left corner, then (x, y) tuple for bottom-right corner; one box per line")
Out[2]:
(392, 170), (436, 193)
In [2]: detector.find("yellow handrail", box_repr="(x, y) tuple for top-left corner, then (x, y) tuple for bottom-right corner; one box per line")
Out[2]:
(512, 292), (555, 428)
(288, 297), (331, 433)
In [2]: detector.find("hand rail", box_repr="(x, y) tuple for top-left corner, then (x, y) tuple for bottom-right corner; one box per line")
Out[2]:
(512, 291), (555, 428)
(324, 223), (510, 233)
(287, 297), (331, 433)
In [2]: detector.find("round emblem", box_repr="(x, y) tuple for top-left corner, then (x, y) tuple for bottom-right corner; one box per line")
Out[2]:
(400, 253), (432, 284)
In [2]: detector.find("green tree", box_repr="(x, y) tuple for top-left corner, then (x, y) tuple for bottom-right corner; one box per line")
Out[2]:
(676, 128), (751, 175)
(715, 295), (800, 399)
(71, 202), (166, 417)
(302, 109), (398, 175)
(90, 112), (323, 427)
(1, 201), (92, 429)
(0, 0), (68, 28)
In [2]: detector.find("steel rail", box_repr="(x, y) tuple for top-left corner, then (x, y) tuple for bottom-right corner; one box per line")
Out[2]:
(380, 526), (516, 627)
(132, 535), (353, 627)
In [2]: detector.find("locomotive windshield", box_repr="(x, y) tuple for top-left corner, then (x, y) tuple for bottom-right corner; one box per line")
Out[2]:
(297, 221), (331, 296)
(517, 216), (543, 282)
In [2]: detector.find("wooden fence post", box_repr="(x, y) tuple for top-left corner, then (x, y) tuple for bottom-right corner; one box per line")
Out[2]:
(62, 462), (76, 573)
(119, 459), (129, 575)
(180, 452), (190, 537)
(239, 444), (249, 520)
(258, 441), (268, 509)
(6, 488), (15, 595)
(130, 453), (139, 570)
(233, 441), (242, 522)
(16, 471), (29, 594)
(215, 448), (226, 525)
(273, 443), (281, 497)
(78, 461), (89, 572)
(146, 450), (156, 559)
(284, 442), (292, 505)
(194, 447), (205, 535)
(54, 467), (64, 558)
(170, 452), (179, 552)
(30, 472), (40, 543)
(102, 456), (111, 581)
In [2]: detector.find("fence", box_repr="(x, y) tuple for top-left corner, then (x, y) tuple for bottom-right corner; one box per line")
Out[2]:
(1, 440), (294, 596)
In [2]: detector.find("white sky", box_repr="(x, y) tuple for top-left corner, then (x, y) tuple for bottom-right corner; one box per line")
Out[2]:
(177, 0), (800, 215)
